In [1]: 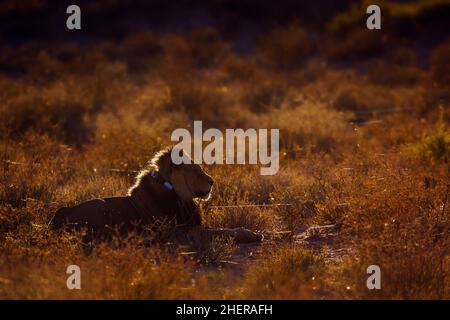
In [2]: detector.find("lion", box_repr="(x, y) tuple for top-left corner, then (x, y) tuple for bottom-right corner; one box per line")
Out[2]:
(51, 147), (262, 244)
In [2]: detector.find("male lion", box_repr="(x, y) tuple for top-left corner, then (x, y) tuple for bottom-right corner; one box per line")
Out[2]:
(51, 148), (262, 244)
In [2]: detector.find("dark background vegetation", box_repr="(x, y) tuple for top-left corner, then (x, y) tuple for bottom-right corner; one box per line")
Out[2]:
(1, 1), (449, 60)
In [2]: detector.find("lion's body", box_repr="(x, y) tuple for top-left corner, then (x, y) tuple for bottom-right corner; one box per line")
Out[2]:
(52, 191), (201, 238)
(53, 197), (141, 236)
(51, 148), (262, 244)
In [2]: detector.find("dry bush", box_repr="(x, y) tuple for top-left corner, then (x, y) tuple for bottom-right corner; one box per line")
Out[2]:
(161, 28), (230, 71)
(118, 31), (163, 73)
(321, 29), (384, 62)
(328, 72), (426, 121)
(257, 23), (313, 69)
(162, 76), (231, 126)
(333, 86), (394, 118)
(270, 157), (338, 230)
(411, 110), (450, 163)
(85, 111), (163, 169)
(258, 101), (354, 153)
(0, 237), (212, 299)
(208, 165), (276, 205)
(204, 207), (276, 232)
(323, 150), (450, 299)
(1, 81), (93, 146)
(430, 39), (450, 85)
(0, 133), (71, 207)
(53, 173), (129, 207)
(190, 234), (238, 265)
(239, 246), (327, 299)
(140, 217), (178, 244)
(240, 71), (291, 113)
(335, 216), (449, 299)
(368, 55), (425, 87)
(220, 54), (256, 82)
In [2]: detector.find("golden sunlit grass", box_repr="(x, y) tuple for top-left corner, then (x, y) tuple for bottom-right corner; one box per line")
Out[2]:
(0, 21), (449, 300)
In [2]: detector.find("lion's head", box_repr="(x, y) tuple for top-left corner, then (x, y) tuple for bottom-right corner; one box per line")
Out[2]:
(130, 148), (214, 202)
(170, 161), (214, 201)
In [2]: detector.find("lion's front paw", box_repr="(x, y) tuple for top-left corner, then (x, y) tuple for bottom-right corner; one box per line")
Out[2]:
(233, 227), (263, 243)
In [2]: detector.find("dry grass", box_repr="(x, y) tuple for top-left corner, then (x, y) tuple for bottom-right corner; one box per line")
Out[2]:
(0, 18), (449, 300)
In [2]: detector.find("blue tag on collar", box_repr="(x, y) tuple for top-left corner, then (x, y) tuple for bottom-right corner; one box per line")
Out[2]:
(150, 170), (173, 190)
(163, 181), (173, 190)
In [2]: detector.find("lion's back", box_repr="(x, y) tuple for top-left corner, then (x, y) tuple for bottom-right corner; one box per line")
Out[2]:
(51, 198), (107, 230)
(51, 197), (144, 234)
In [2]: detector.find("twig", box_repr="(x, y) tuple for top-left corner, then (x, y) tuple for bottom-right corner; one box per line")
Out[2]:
(1, 159), (139, 174)
(109, 168), (139, 174)
(2, 159), (25, 165)
(208, 203), (292, 209)
(442, 184), (449, 215)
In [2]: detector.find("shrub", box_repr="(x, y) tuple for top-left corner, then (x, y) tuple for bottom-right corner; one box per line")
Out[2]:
(161, 28), (229, 71)
(240, 247), (326, 299)
(430, 40), (450, 85)
(368, 49), (425, 87)
(258, 23), (313, 69)
(119, 31), (163, 73)
(1, 82), (93, 146)
(321, 28), (384, 62)
(326, 151), (450, 299)
(411, 110), (450, 162)
(258, 101), (353, 153)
